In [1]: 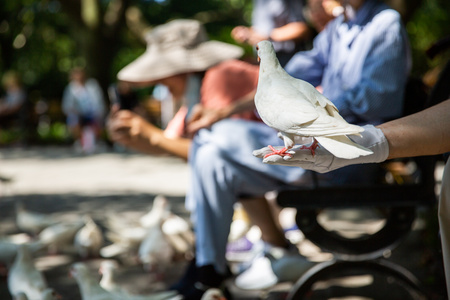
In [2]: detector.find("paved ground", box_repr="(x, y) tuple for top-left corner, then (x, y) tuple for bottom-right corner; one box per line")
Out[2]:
(0, 146), (447, 299)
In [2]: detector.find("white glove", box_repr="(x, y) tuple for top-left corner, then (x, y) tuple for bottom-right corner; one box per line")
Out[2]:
(253, 125), (389, 173)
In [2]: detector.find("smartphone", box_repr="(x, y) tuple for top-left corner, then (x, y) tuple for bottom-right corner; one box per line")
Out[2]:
(108, 84), (138, 110)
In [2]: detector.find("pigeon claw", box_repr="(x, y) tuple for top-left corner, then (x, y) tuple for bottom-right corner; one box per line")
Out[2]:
(263, 145), (293, 158)
(300, 139), (320, 156)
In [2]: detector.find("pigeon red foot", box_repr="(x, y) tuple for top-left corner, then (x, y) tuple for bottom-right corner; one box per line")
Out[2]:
(300, 139), (320, 156)
(263, 145), (293, 158)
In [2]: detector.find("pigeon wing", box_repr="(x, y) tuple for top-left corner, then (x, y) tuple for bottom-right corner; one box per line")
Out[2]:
(256, 78), (320, 132)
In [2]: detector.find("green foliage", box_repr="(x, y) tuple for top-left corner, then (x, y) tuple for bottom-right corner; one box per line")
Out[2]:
(0, 0), (449, 146)
(407, 0), (450, 76)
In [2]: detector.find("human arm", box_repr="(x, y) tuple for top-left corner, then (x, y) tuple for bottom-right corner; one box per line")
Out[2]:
(253, 99), (450, 172)
(107, 105), (191, 160)
(185, 60), (259, 134)
(269, 22), (312, 42)
(185, 89), (256, 134)
(380, 99), (450, 159)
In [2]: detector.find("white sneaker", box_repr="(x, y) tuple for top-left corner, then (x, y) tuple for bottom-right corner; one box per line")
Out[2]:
(234, 256), (278, 290)
(234, 243), (314, 290)
(266, 246), (314, 283)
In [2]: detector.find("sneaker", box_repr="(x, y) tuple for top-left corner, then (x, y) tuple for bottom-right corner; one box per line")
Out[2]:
(226, 236), (255, 262)
(234, 255), (278, 290)
(266, 246), (314, 283)
(234, 243), (314, 290)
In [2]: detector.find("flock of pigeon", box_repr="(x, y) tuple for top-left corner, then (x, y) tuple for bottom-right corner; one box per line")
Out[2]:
(0, 195), (205, 300)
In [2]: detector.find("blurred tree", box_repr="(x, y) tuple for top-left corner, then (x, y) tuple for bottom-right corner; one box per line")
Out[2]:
(0, 0), (448, 120)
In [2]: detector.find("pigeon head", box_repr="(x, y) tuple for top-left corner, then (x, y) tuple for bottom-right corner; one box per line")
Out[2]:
(256, 40), (281, 70)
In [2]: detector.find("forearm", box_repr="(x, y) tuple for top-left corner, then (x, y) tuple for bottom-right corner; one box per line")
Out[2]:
(270, 22), (311, 42)
(379, 99), (450, 159)
(151, 130), (191, 160)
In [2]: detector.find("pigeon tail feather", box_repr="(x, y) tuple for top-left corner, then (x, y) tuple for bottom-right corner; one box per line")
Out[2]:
(315, 135), (373, 159)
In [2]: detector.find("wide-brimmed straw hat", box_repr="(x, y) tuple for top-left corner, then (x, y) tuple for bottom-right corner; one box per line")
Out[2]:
(117, 19), (244, 83)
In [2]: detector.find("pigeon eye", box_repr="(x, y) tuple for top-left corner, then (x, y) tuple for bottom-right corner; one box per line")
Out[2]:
(256, 46), (259, 51)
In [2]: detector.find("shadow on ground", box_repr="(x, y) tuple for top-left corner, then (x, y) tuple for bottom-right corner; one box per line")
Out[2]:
(0, 193), (447, 300)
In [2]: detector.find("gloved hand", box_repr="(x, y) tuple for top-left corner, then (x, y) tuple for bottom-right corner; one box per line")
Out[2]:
(253, 125), (389, 173)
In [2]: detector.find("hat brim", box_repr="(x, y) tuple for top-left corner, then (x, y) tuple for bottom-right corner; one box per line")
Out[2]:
(117, 41), (244, 84)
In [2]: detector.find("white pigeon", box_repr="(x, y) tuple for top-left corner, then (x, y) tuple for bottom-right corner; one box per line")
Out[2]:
(0, 239), (45, 267)
(16, 288), (59, 300)
(39, 221), (84, 254)
(16, 202), (59, 235)
(161, 214), (195, 257)
(70, 262), (122, 300)
(200, 288), (227, 300)
(40, 288), (60, 300)
(254, 40), (373, 159)
(139, 195), (172, 228)
(74, 216), (104, 258)
(98, 260), (124, 293)
(138, 222), (174, 272)
(7, 244), (49, 300)
(99, 260), (180, 300)
(101, 218), (148, 260)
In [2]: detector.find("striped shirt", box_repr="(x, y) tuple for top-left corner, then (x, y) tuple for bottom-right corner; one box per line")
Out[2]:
(285, 0), (411, 125)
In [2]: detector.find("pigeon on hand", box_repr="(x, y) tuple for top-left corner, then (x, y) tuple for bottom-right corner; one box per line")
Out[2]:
(254, 40), (373, 160)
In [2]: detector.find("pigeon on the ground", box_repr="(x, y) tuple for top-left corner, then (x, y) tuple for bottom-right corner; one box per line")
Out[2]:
(99, 260), (180, 300)
(138, 222), (174, 273)
(0, 239), (45, 267)
(200, 288), (227, 300)
(74, 216), (104, 258)
(139, 195), (172, 228)
(7, 244), (49, 300)
(70, 262), (122, 300)
(254, 40), (373, 159)
(161, 214), (195, 257)
(39, 221), (84, 254)
(16, 202), (59, 235)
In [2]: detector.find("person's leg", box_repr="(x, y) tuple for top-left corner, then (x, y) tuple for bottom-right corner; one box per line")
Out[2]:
(240, 197), (287, 248)
(177, 119), (307, 297)
(189, 142), (288, 275)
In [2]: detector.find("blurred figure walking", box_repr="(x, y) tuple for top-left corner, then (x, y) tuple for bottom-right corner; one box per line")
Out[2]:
(62, 67), (106, 154)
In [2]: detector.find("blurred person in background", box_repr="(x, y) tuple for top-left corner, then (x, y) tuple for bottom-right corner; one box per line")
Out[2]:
(62, 67), (106, 154)
(304, 0), (339, 32)
(0, 70), (27, 119)
(231, 0), (313, 66)
(0, 70), (28, 145)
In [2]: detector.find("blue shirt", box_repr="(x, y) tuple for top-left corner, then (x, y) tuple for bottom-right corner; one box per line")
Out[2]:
(285, 0), (411, 125)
